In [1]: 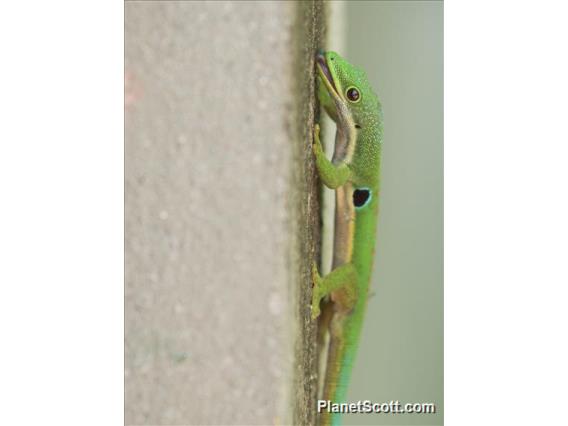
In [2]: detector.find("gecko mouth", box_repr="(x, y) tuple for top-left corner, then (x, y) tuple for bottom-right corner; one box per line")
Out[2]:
(316, 52), (339, 96)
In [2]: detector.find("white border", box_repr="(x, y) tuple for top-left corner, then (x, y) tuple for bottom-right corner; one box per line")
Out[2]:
(446, 1), (568, 424)
(0, 1), (123, 424)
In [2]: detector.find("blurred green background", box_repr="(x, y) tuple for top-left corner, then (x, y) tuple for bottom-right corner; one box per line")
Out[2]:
(340, 2), (443, 425)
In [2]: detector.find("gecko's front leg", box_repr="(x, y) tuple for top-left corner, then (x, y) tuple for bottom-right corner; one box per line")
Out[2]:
(312, 124), (351, 189)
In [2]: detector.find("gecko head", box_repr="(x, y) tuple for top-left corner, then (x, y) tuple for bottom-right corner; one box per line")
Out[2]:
(316, 51), (381, 129)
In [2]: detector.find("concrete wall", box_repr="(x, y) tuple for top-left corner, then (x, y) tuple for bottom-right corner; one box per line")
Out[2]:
(125, 2), (324, 425)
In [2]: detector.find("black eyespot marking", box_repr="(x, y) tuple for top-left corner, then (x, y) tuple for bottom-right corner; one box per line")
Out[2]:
(346, 87), (361, 103)
(353, 188), (371, 208)
(355, 124), (362, 129)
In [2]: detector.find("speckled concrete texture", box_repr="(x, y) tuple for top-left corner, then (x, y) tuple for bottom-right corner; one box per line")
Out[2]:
(125, 2), (303, 425)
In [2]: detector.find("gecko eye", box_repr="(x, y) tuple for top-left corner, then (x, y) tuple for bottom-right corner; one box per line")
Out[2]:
(353, 188), (371, 208)
(346, 86), (361, 103)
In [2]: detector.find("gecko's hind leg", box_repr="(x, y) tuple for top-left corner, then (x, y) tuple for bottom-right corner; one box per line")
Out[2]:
(311, 262), (357, 320)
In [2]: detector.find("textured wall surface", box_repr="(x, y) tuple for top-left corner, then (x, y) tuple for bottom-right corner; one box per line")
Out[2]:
(125, 2), (311, 425)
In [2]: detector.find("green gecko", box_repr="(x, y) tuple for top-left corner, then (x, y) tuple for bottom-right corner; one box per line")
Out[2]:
(312, 50), (383, 426)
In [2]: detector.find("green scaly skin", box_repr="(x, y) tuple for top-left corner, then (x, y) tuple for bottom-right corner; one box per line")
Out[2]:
(312, 51), (383, 426)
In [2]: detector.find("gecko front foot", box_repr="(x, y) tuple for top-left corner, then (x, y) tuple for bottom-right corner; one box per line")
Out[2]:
(312, 123), (322, 154)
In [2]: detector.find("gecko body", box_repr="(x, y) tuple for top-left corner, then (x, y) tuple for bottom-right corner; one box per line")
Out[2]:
(312, 51), (383, 426)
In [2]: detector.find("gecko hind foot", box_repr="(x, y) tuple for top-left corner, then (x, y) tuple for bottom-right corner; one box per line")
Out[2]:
(311, 262), (323, 320)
